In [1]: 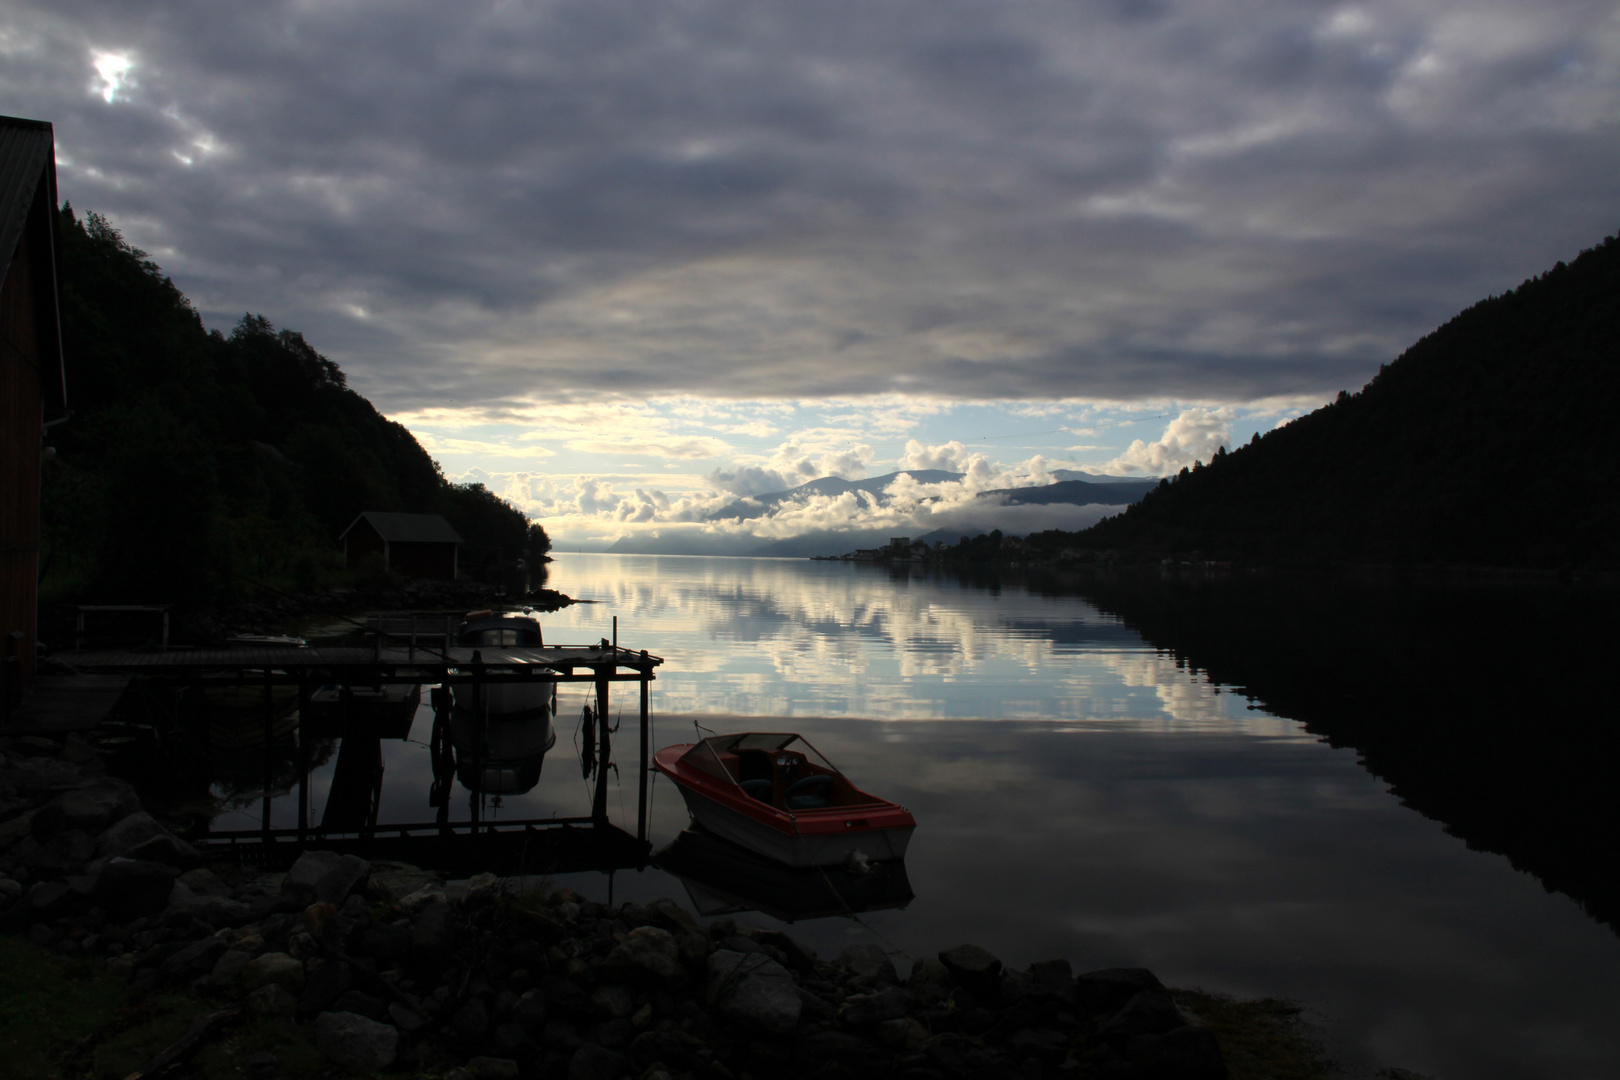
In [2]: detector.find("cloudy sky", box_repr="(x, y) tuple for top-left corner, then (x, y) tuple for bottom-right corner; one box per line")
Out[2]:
(6, 1), (1617, 547)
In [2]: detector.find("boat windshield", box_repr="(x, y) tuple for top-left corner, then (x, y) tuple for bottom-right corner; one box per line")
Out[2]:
(458, 619), (543, 647)
(680, 733), (839, 782)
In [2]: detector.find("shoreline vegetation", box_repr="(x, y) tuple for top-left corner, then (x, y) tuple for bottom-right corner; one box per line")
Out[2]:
(0, 730), (1362, 1080)
(41, 205), (548, 624)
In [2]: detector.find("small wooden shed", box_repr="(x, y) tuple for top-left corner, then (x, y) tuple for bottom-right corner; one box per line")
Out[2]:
(0, 116), (64, 712)
(340, 512), (463, 580)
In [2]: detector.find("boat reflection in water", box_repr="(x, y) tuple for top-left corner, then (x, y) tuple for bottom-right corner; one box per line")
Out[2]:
(654, 827), (915, 923)
(432, 611), (559, 800)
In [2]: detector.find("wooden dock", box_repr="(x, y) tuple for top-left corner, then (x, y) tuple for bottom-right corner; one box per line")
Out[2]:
(53, 641), (662, 685)
(43, 637), (667, 863)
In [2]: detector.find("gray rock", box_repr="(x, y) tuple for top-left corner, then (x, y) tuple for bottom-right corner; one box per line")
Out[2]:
(209, 948), (252, 989)
(628, 1029), (690, 1071)
(299, 960), (353, 1015)
(93, 858), (179, 919)
(462, 871), (502, 906)
(166, 882), (253, 927)
(590, 984), (638, 1018)
(468, 1056), (520, 1080)
(837, 942), (899, 985)
(452, 996), (491, 1041)
(51, 778), (140, 833)
(409, 900), (453, 976)
(355, 922), (412, 963)
(938, 944), (1003, 1004)
(795, 1030), (885, 1068)
(26, 880), (76, 917)
(331, 990), (389, 1023)
(1076, 967), (1170, 1016)
(568, 1043), (630, 1080)
(706, 949), (801, 1034)
(388, 1001), (429, 1032)
(1127, 1025), (1228, 1080)
(840, 985), (913, 1025)
(1098, 990), (1188, 1041)
(511, 988), (549, 1032)
(364, 862), (439, 903)
(19, 829), (94, 875)
(315, 1010), (398, 1072)
(283, 851), (371, 906)
(879, 1016), (927, 1050)
(161, 936), (229, 978)
(601, 925), (684, 988)
(1027, 958), (1074, 995)
(2, 756), (90, 793)
(246, 984), (300, 1016)
(241, 952), (305, 993)
(177, 867), (233, 896)
(94, 812), (200, 866)
(0, 812), (35, 853)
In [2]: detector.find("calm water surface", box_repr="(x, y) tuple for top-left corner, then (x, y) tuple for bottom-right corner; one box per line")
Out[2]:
(217, 554), (1620, 1079)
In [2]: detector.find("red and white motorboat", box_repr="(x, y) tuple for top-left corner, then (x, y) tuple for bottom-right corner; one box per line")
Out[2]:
(653, 732), (916, 868)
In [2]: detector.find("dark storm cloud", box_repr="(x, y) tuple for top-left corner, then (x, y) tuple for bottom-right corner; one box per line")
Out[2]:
(4, 0), (1617, 412)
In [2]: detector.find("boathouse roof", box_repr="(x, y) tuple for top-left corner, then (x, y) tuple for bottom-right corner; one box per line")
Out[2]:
(339, 511), (464, 544)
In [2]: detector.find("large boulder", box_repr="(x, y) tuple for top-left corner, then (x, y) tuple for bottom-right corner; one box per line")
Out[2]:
(600, 925), (684, 988)
(282, 851), (371, 906)
(706, 949), (802, 1034)
(51, 779), (140, 833)
(95, 812), (199, 866)
(92, 858), (179, 918)
(840, 985), (914, 1026)
(315, 1010), (398, 1072)
(1098, 990), (1188, 1041)
(938, 944), (1003, 1005)
(241, 952), (306, 994)
(836, 942), (899, 986)
(1076, 967), (1168, 1016)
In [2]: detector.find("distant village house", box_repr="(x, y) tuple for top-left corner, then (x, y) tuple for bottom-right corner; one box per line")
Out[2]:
(340, 512), (463, 581)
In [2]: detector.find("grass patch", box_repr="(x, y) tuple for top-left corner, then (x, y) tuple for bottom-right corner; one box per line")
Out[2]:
(0, 936), (331, 1080)
(1172, 989), (1337, 1080)
(0, 936), (127, 1080)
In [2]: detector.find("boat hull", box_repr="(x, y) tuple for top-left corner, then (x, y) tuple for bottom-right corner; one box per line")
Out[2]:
(670, 779), (914, 867)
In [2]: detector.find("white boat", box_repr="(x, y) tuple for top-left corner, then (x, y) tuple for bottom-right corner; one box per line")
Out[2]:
(444, 610), (557, 793)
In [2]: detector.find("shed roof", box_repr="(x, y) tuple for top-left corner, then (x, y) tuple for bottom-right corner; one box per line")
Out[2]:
(340, 511), (464, 544)
(0, 115), (64, 408)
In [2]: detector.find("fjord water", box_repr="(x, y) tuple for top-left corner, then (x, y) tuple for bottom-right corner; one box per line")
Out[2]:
(284, 554), (1617, 1078)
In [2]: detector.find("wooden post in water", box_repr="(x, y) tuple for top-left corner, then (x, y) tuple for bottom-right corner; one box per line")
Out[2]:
(261, 669), (274, 834)
(592, 670), (611, 824)
(638, 652), (650, 843)
(297, 680), (311, 842)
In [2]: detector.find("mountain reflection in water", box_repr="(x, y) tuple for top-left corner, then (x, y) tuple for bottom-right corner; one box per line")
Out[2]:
(1048, 567), (1620, 935)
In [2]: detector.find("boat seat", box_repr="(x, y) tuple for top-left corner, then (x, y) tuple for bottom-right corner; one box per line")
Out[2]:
(785, 774), (834, 810)
(740, 778), (774, 804)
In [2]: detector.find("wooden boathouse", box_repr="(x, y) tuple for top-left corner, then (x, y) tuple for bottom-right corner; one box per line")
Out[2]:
(0, 115), (65, 719)
(340, 511), (463, 580)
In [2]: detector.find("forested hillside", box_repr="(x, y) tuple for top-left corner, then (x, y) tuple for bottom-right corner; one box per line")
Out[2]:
(41, 206), (545, 604)
(1076, 231), (1620, 567)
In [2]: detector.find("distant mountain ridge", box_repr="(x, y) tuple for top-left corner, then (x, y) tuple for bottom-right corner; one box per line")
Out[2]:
(707, 470), (963, 521)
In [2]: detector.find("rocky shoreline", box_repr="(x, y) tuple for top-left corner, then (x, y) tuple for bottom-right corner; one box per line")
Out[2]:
(2, 731), (1237, 1080)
